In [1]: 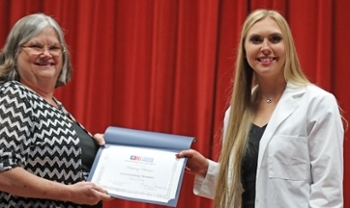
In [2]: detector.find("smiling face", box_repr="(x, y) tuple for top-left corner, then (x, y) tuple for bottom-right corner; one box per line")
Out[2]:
(17, 26), (63, 91)
(244, 17), (286, 80)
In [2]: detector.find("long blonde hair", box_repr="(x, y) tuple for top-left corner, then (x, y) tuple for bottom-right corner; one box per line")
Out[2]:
(213, 9), (309, 208)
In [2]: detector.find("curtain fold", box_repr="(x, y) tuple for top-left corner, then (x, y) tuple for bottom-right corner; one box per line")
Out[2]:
(1, 0), (349, 208)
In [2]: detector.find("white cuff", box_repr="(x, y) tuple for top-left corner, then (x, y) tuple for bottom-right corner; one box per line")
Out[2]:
(193, 159), (220, 199)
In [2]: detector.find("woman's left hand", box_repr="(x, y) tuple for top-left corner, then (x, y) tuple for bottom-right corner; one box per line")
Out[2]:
(93, 133), (105, 146)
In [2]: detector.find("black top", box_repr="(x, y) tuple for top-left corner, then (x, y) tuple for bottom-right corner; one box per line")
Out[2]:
(71, 122), (99, 178)
(241, 123), (267, 208)
(71, 122), (102, 208)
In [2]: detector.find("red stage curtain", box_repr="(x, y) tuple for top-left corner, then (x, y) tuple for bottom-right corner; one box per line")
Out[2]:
(0, 0), (349, 208)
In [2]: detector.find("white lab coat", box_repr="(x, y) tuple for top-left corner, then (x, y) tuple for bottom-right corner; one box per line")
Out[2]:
(193, 82), (344, 207)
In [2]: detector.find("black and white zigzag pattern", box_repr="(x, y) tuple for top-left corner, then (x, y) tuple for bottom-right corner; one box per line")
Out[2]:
(0, 81), (88, 208)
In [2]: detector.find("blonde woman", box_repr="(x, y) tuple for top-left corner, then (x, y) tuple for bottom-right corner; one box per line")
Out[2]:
(177, 9), (344, 208)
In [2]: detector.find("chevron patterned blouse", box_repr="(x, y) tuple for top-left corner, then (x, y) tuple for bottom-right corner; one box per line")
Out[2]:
(0, 81), (95, 207)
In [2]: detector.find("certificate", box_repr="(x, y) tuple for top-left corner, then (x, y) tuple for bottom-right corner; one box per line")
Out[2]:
(87, 126), (195, 207)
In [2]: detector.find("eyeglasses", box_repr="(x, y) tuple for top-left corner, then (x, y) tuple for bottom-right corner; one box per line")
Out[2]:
(21, 43), (65, 56)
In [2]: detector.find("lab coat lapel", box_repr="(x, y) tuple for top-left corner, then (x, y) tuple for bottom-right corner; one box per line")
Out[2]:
(256, 83), (305, 169)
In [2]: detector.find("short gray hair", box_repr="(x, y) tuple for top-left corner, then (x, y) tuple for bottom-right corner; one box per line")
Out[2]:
(0, 13), (72, 87)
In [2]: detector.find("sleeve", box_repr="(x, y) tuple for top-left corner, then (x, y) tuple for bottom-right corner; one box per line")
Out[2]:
(193, 159), (220, 199)
(192, 107), (231, 199)
(308, 92), (344, 207)
(0, 85), (34, 172)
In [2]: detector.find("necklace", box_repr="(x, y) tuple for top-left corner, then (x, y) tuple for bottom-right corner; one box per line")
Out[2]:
(261, 94), (274, 104)
(259, 85), (286, 104)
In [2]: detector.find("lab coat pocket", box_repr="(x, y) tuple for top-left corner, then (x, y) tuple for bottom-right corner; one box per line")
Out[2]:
(268, 136), (308, 181)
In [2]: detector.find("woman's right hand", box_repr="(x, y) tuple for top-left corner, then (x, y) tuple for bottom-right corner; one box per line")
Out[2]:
(0, 167), (112, 205)
(176, 149), (209, 178)
(67, 181), (112, 205)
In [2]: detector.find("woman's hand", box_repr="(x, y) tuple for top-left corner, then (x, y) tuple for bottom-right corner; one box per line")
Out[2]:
(176, 149), (209, 178)
(0, 167), (113, 205)
(93, 133), (105, 146)
(66, 181), (112, 205)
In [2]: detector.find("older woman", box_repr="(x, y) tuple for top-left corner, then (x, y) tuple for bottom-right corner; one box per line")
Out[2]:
(0, 13), (111, 207)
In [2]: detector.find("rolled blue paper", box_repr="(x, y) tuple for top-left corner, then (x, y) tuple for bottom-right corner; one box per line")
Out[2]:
(104, 126), (195, 151)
